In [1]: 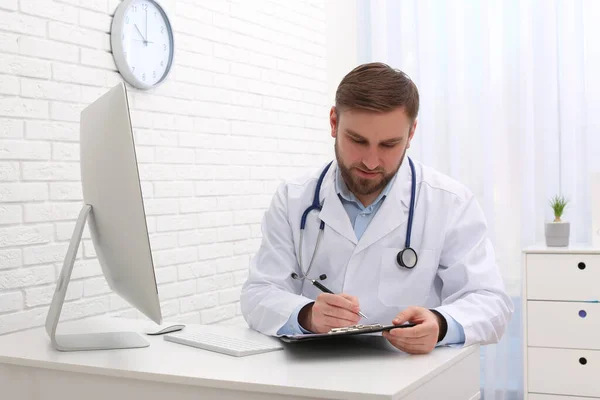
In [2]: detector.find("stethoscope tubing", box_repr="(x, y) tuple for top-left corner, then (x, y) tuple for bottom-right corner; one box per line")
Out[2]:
(295, 157), (417, 281)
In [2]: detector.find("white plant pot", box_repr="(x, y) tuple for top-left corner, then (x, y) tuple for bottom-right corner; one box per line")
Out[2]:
(545, 221), (570, 247)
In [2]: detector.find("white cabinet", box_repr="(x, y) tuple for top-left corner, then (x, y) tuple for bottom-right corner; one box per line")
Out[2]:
(523, 246), (600, 399)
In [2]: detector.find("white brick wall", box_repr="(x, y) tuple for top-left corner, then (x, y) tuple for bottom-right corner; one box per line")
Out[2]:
(0, 0), (337, 335)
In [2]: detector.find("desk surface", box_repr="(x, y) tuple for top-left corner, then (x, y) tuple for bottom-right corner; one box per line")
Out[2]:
(0, 317), (478, 399)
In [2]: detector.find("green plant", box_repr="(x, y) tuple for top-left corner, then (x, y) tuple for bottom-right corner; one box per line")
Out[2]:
(549, 194), (569, 222)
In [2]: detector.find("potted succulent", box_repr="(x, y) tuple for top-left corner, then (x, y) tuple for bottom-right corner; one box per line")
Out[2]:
(545, 194), (570, 247)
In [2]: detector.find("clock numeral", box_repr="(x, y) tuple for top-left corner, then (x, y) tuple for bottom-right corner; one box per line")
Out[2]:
(154, 11), (157, 18)
(160, 61), (164, 67)
(142, 3), (148, 10)
(124, 51), (127, 58)
(153, 71), (156, 78)
(142, 73), (146, 81)
(163, 44), (166, 51)
(125, 16), (129, 24)
(132, 66), (135, 72)
(161, 26), (164, 34)
(131, 5), (137, 12)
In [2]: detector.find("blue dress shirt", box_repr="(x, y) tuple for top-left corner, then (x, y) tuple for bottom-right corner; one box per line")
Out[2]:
(277, 167), (465, 347)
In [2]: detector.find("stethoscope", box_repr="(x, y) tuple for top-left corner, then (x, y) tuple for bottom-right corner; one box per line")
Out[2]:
(291, 156), (418, 284)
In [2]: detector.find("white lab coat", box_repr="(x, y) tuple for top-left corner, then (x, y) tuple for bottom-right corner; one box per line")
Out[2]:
(240, 158), (514, 347)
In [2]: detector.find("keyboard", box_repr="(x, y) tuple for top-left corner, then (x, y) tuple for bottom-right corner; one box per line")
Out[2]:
(163, 330), (284, 357)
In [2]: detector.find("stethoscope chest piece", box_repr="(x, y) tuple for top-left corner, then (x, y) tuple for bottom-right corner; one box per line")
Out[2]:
(397, 247), (418, 269)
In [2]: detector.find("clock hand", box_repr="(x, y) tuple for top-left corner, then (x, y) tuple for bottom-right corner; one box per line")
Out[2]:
(145, 8), (148, 47)
(134, 24), (146, 42)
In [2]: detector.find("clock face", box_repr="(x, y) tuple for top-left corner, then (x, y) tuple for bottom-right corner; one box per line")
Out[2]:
(111, 0), (174, 89)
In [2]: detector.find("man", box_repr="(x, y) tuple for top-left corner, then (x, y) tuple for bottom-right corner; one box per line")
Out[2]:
(240, 62), (513, 354)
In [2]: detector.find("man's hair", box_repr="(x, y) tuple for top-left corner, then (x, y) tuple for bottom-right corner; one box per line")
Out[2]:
(335, 62), (419, 122)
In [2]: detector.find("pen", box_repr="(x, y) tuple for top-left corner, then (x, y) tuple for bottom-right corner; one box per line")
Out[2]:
(309, 279), (368, 319)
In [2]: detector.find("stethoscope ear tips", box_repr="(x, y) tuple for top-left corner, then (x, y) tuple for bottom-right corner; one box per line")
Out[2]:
(290, 272), (326, 281)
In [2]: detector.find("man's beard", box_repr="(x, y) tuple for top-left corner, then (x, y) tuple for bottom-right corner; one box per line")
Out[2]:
(334, 138), (405, 197)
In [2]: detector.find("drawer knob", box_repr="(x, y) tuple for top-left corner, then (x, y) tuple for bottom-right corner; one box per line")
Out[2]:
(578, 262), (586, 270)
(579, 310), (587, 318)
(580, 357), (587, 365)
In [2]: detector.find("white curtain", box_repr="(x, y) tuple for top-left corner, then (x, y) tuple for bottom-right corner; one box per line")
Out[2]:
(357, 0), (600, 398)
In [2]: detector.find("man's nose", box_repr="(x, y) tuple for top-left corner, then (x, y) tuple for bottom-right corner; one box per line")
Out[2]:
(362, 148), (380, 171)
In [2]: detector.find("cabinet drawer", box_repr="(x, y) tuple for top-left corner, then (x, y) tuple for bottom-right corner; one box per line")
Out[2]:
(528, 301), (600, 349)
(528, 347), (600, 397)
(527, 254), (600, 300)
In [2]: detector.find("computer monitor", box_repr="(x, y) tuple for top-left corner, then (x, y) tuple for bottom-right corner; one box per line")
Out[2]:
(45, 82), (162, 351)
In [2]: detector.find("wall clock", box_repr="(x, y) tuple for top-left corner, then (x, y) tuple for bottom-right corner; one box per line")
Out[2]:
(111, 0), (174, 90)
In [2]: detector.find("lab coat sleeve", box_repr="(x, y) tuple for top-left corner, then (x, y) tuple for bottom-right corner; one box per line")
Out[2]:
(240, 182), (315, 336)
(433, 192), (514, 347)
(276, 303), (314, 336)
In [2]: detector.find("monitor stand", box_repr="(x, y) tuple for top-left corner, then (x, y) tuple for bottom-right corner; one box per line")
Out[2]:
(45, 204), (150, 351)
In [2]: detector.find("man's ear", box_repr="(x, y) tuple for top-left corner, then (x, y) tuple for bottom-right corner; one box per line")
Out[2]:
(330, 106), (338, 138)
(406, 119), (418, 148)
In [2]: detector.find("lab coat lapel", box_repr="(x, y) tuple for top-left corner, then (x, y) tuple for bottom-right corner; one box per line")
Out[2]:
(354, 159), (412, 254)
(318, 163), (358, 245)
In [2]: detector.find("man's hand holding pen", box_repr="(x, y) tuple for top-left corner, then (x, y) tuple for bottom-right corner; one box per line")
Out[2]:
(298, 293), (363, 334)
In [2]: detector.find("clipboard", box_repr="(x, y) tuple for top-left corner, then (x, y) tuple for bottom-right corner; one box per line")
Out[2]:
(278, 323), (416, 343)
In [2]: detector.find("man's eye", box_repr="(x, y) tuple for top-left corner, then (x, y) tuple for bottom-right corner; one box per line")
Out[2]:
(381, 143), (396, 148)
(351, 138), (365, 144)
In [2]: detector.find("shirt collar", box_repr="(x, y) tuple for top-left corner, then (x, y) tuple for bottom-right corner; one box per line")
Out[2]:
(335, 164), (398, 211)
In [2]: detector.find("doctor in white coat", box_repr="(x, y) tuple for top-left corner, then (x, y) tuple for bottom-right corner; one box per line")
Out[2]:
(240, 62), (513, 354)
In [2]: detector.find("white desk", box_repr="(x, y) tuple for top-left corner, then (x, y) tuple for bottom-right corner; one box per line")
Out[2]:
(0, 317), (480, 400)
